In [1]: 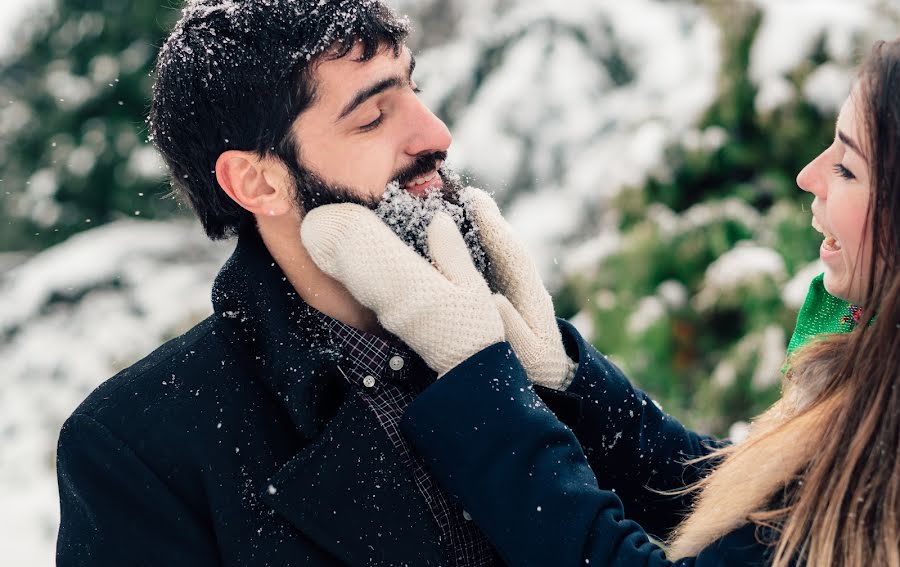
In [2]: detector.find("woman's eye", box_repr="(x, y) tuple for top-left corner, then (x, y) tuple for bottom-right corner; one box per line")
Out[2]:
(360, 114), (384, 132)
(833, 163), (856, 180)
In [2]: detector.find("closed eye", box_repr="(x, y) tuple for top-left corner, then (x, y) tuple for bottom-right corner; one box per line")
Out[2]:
(360, 114), (384, 132)
(833, 163), (856, 180)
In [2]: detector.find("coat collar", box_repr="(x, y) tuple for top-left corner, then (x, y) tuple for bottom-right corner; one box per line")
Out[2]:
(212, 227), (448, 565)
(212, 226), (346, 440)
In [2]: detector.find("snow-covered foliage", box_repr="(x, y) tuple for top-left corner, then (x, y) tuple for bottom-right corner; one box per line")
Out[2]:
(749, 0), (891, 114)
(395, 0), (721, 278)
(694, 243), (787, 312)
(0, 0), (53, 60)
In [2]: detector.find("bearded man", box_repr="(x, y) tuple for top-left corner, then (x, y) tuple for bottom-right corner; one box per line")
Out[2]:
(55, 1), (559, 565)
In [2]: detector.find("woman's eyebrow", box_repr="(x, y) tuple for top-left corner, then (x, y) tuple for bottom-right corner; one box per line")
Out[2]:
(838, 130), (868, 162)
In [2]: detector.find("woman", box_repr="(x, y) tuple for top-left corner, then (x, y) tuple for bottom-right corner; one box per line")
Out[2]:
(302, 39), (899, 566)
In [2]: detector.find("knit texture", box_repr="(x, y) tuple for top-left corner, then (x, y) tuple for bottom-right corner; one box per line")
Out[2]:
(787, 273), (861, 358)
(301, 205), (504, 376)
(464, 188), (577, 390)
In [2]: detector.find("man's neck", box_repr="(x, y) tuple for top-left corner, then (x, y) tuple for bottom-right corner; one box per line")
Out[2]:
(257, 217), (383, 335)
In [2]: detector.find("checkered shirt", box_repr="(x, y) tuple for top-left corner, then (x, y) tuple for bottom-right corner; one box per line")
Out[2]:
(317, 313), (498, 567)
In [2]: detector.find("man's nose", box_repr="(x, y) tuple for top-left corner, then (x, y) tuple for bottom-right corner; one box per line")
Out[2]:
(402, 97), (452, 157)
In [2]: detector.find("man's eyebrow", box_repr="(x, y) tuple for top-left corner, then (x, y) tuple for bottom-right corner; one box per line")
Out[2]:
(838, 130), (868, 162)
(336, 54), (417, 123)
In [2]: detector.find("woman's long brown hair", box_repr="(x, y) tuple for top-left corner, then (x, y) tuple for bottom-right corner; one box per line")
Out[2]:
(665, 39), (900, 566)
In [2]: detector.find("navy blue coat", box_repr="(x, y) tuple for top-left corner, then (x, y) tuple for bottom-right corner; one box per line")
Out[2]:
(400, 325), (775, 566)
(60, 228), (558, 566)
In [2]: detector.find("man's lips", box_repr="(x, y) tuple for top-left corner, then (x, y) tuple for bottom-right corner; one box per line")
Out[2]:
(402, 168), (443, 197)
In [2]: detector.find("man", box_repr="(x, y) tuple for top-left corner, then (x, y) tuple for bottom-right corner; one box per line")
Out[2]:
(55, 1), (577, 565)
(56, 1), (714, 565)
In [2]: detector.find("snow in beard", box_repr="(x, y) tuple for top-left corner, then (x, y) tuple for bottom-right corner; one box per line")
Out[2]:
(375, 169), (491, 280)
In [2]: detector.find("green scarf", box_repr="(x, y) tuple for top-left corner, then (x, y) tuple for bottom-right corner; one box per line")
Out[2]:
(786, 273), (862, 357)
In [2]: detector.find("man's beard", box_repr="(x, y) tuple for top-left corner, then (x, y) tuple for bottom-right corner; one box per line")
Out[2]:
(288, 152), (491, 281)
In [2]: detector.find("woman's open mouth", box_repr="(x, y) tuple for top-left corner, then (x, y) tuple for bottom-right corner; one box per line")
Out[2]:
(812, 216), (842, 254)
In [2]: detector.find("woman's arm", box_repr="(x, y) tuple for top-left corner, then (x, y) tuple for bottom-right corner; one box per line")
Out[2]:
(548, 320), (725, 538)
(401, 343), (768, 567)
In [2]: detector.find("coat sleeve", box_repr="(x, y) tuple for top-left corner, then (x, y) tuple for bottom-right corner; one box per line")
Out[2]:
(56, 413), (220, 566)
(550, 320), (726, 538)
(400, 343), (769, 567)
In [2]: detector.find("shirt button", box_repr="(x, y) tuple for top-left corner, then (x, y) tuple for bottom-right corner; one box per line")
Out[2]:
(389, 356), (405, 371)
(363, 375), (376, 388)
(462, 510), (473, 521)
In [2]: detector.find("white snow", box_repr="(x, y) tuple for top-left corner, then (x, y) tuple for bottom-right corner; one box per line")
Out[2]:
(650, 198), (761, 241)
(657, 280), (688, 310)
(561, 230), (623, 279)
(627, 295), (667, 336)
(753, 325), (787, 390)
(126, 145), (167, 180)
(65, 146), (98, 177)
(728, 421), (751, 444)
(755, 76), (795, 115)
(782, 260), (826, 310)
(0, 0), (52, 59)
(45, 65), (97, 111)
(710, 324), (787, 393)
(749, 0), (889, 116)
(568, 310), (595, 343)
(803, 63), (855, 114)
(703, 243), (787, 290)
(626, 281), (689, 336)
(750, 0), (875, 80)
(0, 101), (34, 137)
(694, 242), (786, 311)
(504, 186), (586, 280)
(374, 177), (488, 274)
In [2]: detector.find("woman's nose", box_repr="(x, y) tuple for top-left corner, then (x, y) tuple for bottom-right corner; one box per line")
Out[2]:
(796, 153), (827, 199)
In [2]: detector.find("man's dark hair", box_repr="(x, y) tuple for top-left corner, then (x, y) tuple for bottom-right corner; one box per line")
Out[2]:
(149, 0), (410, 239)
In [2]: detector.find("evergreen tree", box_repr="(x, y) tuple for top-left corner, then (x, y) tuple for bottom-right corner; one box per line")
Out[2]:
(556, 4), (857, 435)
(0, 0), (180, 251)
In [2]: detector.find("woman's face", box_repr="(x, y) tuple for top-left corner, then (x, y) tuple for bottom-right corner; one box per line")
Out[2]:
(796, 90), (873, 305)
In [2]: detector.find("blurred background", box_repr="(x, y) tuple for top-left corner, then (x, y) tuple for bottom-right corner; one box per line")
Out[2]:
(1, 0), (898, 563)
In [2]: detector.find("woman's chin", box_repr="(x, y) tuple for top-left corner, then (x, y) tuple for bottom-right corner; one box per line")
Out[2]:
(822, 271), (860, 305)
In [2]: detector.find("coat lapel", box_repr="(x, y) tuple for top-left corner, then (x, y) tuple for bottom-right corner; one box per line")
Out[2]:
(213, 227), (447, 565)
(262, 393), (447, 566)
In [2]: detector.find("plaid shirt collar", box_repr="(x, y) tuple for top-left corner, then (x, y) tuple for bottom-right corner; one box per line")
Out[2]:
(314, 311), (419, 390)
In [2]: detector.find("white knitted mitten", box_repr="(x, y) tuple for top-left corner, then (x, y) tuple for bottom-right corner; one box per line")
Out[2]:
(463, 187), (577, 390)
(301, 204), (505, 376)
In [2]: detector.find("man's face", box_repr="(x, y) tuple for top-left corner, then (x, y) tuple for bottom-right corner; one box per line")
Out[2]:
(283, 42), (490, 278)
(291, 43), (452, 202)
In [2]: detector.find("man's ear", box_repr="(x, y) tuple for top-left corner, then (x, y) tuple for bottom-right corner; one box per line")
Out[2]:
(215, 150), (294, 217)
